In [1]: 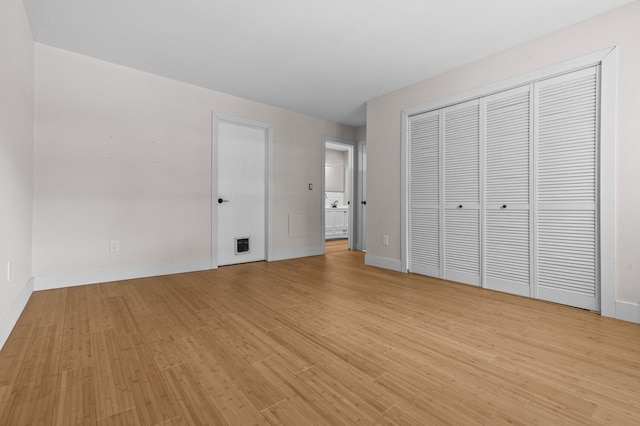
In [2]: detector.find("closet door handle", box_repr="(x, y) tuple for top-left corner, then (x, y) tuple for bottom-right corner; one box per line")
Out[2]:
(458, 204), (463, 209)
(502, 204), (507, 209)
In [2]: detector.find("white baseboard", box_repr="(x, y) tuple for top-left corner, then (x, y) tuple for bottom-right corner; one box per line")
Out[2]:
(0, 277), (34, 350)
(615, 300), (640, 324)
(269, 247), (324, 262)
(33, 259), (213, 291)
(365, 254), (404, 272)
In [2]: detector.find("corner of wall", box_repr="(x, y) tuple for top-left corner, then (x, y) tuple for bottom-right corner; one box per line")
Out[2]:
(0, 0), (35, 351)
(0, 277), (34, 350)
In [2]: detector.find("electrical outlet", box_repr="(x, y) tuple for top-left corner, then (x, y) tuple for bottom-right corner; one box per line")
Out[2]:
(110, 240), (120, 252)
(382, 235), (389, 246)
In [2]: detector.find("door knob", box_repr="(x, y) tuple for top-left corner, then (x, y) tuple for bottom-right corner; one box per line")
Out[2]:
(218, 198), (229, 204)
(361, 201), (367, 205)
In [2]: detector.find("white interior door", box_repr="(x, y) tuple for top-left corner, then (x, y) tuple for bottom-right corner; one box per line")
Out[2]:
(443, 100), (481, 286)
(535, 67), (599, 310)
(409, 111), (441, 277)
(217, 121), (266, 266)
(484, 85), (532, 297)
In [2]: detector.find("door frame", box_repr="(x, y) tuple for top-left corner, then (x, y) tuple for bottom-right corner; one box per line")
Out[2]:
(322, 137), (356, 251)
(211, 112), (273, 268)
(357, 140), (367, 251)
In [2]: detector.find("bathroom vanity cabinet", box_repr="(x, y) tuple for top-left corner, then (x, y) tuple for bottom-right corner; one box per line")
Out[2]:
(325, 208), (348, 239)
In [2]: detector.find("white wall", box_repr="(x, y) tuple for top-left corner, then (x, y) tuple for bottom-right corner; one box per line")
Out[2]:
(33, 44), (355, 288)
(366, 1), (640, 320)
(0, 0), (34, 348)
(355, 126), (366, 143)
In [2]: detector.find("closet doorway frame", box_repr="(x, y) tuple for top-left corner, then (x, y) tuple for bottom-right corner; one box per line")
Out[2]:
(400, 47), (617, 317)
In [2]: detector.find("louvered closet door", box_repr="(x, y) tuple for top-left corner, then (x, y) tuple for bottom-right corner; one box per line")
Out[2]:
(409, 111), (441, 277)
(535, 66), (599, 310)
(484, 85), (532, 297)
(443, 100), (480, 286)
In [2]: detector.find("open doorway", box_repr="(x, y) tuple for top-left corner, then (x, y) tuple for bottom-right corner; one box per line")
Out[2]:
(323, 139), (354, 253)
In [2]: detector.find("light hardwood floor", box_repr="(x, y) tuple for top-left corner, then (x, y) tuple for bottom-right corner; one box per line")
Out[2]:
(1, 250), (639, 425)
(325, 239), (349, 254)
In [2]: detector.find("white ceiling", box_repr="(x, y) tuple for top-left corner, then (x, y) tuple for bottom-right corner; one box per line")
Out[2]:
(23, 0), (634, 127)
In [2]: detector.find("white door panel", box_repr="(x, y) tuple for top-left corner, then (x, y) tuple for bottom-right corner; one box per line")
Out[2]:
(409, 110), (441, 276)
(484, 85), (532, 297)
(443, 100), (480, 285)
(217, 121), (266, 266)
(535, 67), (599, 310)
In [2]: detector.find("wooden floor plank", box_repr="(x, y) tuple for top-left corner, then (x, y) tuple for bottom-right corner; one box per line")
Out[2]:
(85, 284), (115, 332)
(53, 366), (97, 426)
(91, 329), (136, 420)
(96, 406), (142, 426)
(160, 363), (228, 425)
(60, 287), (93, 372)
(191, 326), (286, 411)
(1, 289), (67, 425)
(1, 250), (640, 424)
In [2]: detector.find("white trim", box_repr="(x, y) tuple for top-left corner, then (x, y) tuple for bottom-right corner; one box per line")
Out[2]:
(615, 301), (640, 324)
(0, 278), (34, 350)
(404, 47), (614, 117)
(347, 142), (355, 250)
(321, 139), (327, 251)
(599, 48), (617, 318)
(356, 140), (367, 251)
(211, 114), (220, 268)
(270, 247), (324, 262)
(212, 112), (273, 266)
(438, 111), (445, 277)
(400, 111), (409, 272)
(267, 125), (274, 261)
(365, 254), (403, 272)
(33, 259), (212, 291)
(214, 112), (272, 130)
